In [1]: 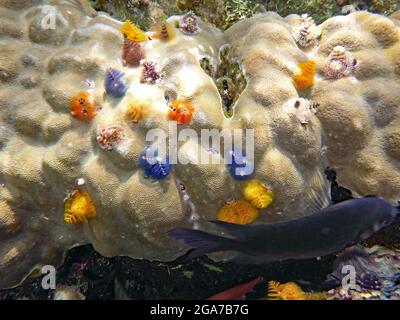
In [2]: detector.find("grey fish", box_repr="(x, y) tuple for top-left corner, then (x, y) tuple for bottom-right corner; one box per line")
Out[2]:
(169, 196), (399, 264)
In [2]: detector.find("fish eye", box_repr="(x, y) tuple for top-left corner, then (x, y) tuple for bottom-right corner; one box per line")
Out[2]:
(79, 98), (85, 105)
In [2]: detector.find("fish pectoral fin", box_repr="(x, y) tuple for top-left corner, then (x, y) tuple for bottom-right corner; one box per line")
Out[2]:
(303, 170), (332, 214)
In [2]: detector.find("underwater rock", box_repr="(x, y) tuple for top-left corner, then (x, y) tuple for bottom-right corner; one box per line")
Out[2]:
(53, 285), (85, 300)
(0, 0), (400, 289)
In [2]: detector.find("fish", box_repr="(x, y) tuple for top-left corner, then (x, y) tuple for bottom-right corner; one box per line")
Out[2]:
(292, 61), (316, 90)
(104, 68), (128, 98)
(207, 276), (263, 300)
(169, 196), (399, 264)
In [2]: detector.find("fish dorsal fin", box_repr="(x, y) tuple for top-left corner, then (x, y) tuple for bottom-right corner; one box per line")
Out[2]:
(304, 170), (331, 215)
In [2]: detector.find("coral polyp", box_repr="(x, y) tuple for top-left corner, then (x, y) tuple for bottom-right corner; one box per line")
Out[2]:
(122, 39), (145, 67)
(179, 12), (200, 35)
(217, 200), (259, 225)
(325, 46), (357, 79)
(105, 68), (128, 98)
(96, 126), (125, 151)
(64, 190), (97, 225)
(242, 180), (274, 209)
(70, 91), (97, 121)
(168, 100), (195, 124)
(140, 61), (162, 85)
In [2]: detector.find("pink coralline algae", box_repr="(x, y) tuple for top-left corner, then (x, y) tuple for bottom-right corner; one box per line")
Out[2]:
(179, 12), (200, 35)
(140, 61), (162, 85)
(96, 126), (125, 151)
(325, 46), (357, 79)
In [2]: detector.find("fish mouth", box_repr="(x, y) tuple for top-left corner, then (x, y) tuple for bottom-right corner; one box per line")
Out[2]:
(375, 216), (395, 231)
(363, 219), (391, 241)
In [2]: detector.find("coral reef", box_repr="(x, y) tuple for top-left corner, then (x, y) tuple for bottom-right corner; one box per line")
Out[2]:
(91, 0), (399, 32)
(0, 0), (400, 290)
(328, 246), (400, 300)
(213, 46), (247, 118)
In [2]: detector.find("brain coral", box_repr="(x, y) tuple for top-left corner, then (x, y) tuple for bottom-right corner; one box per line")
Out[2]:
(0, 0), (400, 288)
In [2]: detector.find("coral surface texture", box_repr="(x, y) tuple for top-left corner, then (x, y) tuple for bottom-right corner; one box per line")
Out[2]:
(0, 0), (399, 288)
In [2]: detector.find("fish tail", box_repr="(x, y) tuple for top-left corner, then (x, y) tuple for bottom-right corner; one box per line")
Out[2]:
(168, 228), (238, 257)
